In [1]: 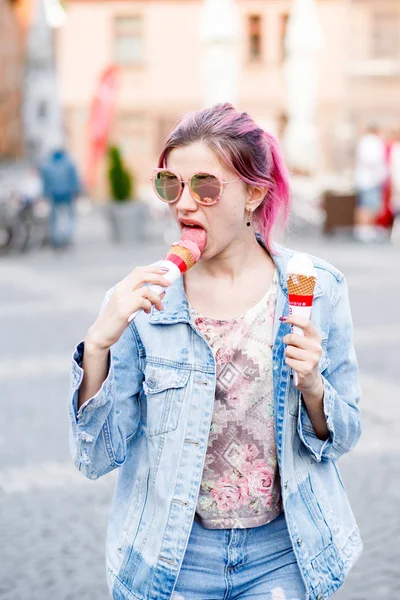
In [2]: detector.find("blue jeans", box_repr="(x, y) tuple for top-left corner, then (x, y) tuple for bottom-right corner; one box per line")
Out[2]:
(357, 186), (382, 212)
(50, 200), (75, 247)
(171, 512), (306, 600)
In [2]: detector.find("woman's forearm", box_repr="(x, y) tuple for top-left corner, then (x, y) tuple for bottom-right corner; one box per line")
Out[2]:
(301, 377), (329, 440)
(78, 338), (110, 410)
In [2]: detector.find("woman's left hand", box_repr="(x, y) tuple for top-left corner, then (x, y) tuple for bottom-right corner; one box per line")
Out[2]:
(281, 315), (324, 398)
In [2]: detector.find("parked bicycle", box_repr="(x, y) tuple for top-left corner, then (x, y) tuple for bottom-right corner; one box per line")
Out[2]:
(0, 164), (50, 254)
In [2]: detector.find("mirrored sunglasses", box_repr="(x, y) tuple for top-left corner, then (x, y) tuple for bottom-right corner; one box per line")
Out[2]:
(151, 169), (240, 206)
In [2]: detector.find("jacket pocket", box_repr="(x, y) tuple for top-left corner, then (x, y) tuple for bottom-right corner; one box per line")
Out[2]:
(311, 543), (344, 585)
(143, 363), (190, 436)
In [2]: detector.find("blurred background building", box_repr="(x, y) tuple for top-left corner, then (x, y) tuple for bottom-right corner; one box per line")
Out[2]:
(52, 0), (400, 196)
(1, 0), (400, 197)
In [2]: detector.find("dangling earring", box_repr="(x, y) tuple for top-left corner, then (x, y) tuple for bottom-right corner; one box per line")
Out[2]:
(246, 209), (252, 227)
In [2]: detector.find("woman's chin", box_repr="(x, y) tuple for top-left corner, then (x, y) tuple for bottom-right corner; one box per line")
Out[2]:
(198, 250), (209, 262)
(198, 246), (214, 262)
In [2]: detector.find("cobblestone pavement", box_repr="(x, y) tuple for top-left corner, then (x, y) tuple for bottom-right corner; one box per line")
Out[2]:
(0, 212), (399, 600)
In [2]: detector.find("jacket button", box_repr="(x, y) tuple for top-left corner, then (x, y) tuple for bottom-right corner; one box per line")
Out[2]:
(283, 481), (288, 489)
(147, 377), (156, 388)
(296, 538), (303, 547)
(273, 364), (278, 371)
(317, 595), (324, 600)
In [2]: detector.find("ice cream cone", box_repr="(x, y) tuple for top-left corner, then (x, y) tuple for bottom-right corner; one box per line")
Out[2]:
(127, 230), (206, 323)
(166, 245), (197, 270)
(287, 274), (316, 298)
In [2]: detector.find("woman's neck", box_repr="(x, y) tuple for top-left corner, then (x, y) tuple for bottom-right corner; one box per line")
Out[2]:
(184, 234), (276, 320)
(192, 234), (272, 283)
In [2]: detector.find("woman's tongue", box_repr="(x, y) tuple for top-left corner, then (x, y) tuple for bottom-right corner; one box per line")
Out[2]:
(181, 226), (207, 254)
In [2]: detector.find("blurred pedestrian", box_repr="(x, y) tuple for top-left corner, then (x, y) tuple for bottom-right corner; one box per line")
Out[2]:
(354, 124), (387, 243)
(40, 148), (82, 249)
(375, 130), (395, 240)
(390, 129), (400, 213)
(69, 104), (362, 600)
(390, 129), (400, 241)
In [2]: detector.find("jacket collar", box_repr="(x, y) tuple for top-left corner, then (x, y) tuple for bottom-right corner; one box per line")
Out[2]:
(149, 238), (323, 325)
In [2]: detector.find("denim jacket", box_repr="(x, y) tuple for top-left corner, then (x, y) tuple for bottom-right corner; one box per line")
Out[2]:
(69, 243), (362, 600)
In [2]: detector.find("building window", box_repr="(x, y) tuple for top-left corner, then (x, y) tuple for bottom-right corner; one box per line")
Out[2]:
(280, 13), (289, 62)
(372, 13), (400, 59)
(114, 16), (144, 65)
(248, 15), (262, 61)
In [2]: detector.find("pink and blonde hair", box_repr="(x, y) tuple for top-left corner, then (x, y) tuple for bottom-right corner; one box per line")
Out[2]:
(157, 103), (290, 251)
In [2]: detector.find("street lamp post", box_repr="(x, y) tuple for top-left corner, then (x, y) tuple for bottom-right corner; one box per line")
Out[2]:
(201, 0), (239, 108)
(283, 0), (323, 174)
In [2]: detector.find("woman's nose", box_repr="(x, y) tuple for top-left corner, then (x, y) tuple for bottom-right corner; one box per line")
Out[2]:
(175, 183), (198, 212)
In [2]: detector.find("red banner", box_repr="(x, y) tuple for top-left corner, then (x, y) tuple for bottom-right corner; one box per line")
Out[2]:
(85, 65), (120, 190)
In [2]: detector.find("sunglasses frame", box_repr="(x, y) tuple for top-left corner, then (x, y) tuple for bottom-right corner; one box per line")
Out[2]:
(151, 168), (241, 206)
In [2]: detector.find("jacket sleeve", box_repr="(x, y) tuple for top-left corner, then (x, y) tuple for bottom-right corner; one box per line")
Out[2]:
(69, 315), (143, 480)
(297, 276), (362, 462)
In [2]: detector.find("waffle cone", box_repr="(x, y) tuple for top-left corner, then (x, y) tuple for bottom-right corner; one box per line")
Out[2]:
(287, 274), (316, 297)
(168, 245), (196, 270)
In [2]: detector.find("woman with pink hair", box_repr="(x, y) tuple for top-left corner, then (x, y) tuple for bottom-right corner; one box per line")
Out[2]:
(70, 104), (362, 600)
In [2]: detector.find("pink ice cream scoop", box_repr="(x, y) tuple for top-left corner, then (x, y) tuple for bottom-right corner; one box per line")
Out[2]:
(172, 226), (207, 262)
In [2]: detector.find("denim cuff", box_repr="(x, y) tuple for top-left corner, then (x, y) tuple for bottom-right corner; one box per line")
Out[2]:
(70, 341), (114, 426)
(297, 375), (335, 462)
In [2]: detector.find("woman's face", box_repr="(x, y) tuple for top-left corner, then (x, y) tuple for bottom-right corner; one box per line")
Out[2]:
(166, 141), (251, 260)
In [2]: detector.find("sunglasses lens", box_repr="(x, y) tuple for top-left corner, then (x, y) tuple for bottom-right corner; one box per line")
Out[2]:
(154, 170), (181, 202)
(190, 173), (221, 205)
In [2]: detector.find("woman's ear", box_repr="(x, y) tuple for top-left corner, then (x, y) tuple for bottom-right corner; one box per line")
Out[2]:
(246, 186), (267, 212)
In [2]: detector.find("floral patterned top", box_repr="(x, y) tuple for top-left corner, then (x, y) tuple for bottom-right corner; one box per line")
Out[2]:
(190, 271), (282, 529)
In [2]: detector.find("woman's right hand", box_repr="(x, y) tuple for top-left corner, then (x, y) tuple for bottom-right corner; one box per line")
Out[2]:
(84, 265), (171, 353)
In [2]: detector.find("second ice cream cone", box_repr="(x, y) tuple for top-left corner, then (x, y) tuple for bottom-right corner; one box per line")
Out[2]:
(287, 274), (316, 298)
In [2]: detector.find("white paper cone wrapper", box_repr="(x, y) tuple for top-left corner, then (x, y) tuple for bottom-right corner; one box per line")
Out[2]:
(289, 301), (313, 386)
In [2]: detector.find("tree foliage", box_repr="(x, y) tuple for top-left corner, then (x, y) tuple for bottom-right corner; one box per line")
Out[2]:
(107, 146), (134, 202)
